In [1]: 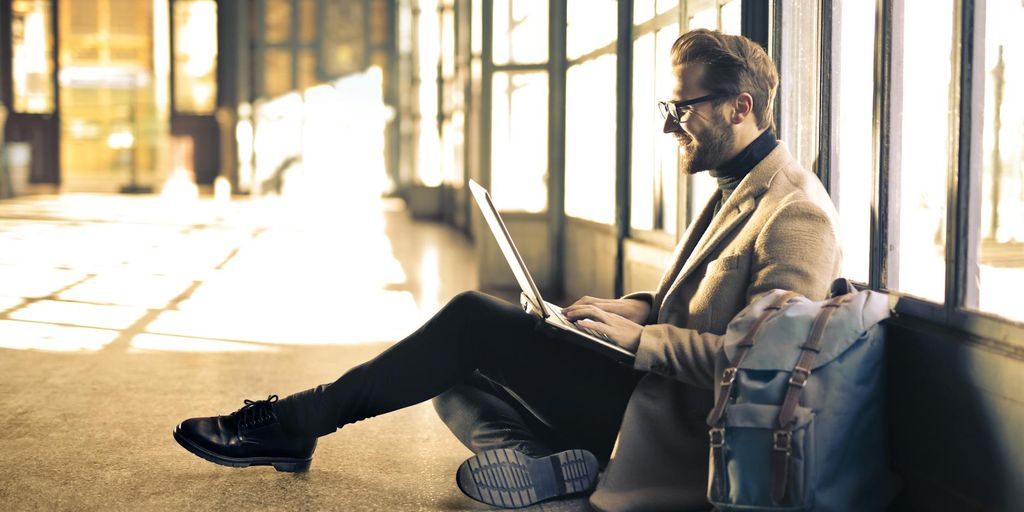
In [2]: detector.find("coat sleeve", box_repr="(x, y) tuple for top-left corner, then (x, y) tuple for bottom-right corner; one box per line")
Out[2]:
(620, 291), (656, 324)
(632, 200), (840, 389)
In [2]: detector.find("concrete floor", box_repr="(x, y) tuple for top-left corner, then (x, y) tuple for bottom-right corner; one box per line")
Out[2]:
(0, 194), (592, 511)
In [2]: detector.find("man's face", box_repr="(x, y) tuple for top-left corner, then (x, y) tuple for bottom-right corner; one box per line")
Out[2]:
(663, 63), (735, 175)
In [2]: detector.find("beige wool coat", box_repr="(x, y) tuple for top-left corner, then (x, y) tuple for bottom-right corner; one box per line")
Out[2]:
(589, 141), (842, 512)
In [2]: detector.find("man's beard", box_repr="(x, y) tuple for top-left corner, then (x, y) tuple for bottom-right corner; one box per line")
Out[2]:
(679, 117), (735, 175)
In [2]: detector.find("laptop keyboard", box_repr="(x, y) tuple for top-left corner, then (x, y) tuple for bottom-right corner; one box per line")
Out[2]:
(550, 306), (613, 341)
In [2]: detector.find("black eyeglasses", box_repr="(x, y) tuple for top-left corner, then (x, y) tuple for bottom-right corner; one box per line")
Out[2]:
(657, 93), (731, 124)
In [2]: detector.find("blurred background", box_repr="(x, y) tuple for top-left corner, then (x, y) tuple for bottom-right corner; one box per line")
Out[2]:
(0, 1), (1022, 511)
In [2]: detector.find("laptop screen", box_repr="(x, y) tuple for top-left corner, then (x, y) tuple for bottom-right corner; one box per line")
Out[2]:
(468, 180), (549, 318)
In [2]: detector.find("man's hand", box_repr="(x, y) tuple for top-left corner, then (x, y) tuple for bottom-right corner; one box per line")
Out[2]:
(566, 296), (651, 324)
(562, 298), (650, 353)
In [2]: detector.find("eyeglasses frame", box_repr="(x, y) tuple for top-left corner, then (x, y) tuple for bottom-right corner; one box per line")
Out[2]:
(658, 93), (732, 124)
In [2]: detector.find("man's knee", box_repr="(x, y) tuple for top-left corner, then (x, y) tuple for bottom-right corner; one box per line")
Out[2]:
(447, 290), (488, 313)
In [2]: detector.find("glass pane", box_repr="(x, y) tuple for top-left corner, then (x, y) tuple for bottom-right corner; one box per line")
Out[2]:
(656, 25), (679, 233)
(565, 55), (617, 224)
(298, 50), (317, 90)
(11, 0), (55, 113)
(471, 0), (483, 55)
(265, 0), (292, 44)
(895, 0), (954, 302)
(634, 0), (655, 23)
(322, 0), (364, 76)
(834, 0), (874, 284)
(299, 0), (317, 44)
(977, 0), (1024, 322)
(631, 33), (656, 231)
(442, 9), (456, 77)
(687, 6), (716, 30)
(264, 48), (293, 97)
(418, 0), (442, 186)
(681, 5), (739, 227)
(720, 0), (742, 35)
(776, 0), (821, 175)
(492, 0), (548, 65)
(172, 0), (218, 114)
(656, 0), (677, 16)
(566, 0), (616, 60)
(491, 71), (548, 211)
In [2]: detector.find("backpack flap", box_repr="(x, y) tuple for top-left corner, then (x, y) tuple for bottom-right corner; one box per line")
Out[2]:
(721, 289), (890, 372)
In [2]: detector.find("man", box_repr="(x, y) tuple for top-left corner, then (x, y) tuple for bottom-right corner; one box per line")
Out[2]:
(174, 29), (840, 511)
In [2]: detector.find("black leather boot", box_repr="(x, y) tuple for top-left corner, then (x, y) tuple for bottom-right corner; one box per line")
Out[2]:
(173, 395), (317, 472)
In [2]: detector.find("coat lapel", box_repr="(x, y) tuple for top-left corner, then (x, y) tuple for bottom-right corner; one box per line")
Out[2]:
(658, 141), (793, 309)
(663, 194), (756, 301)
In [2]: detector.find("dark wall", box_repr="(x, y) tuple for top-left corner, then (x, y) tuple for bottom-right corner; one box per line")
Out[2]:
(886, 318), (1024, 511)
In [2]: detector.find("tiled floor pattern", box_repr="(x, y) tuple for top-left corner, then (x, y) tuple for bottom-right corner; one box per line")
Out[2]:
(0, 193), (592, 511)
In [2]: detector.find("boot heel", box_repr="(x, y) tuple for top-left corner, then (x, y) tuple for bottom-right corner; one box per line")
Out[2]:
(272, 459), (311, 472)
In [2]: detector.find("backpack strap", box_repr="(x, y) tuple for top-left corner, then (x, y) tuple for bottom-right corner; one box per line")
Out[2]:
(770, 294), (852, 504)
(707, 290), (801, 499)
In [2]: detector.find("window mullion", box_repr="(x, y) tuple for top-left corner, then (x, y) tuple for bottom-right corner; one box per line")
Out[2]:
(948, 0), (984, 311)
(870, 0), (901, 292)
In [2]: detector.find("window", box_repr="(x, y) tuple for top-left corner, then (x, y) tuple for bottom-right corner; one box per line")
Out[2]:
(491, 71), (548, 211)
(630, 5), (679, 234)
(492, 0), (548, 65)
(490, 0), (549, 211)
(565, 54), (618, 223)
(172, 0), (217, 114)
(976, 0), (1024, 322)
(417, 0), (442, 186)
(893, 0), (955, 303)
(564, 0), (618, 224)
(11, 0), (54, 113)
(823, 0), (1024, 333)
(685, 0), (743, 227)
(833, 0), (875, 284)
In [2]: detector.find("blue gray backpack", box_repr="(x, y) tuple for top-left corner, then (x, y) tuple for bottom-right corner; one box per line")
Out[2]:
(706, 279), (897, 511)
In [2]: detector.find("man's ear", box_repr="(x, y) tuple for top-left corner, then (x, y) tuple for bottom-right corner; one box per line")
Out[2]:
(732, 93), (754, 124)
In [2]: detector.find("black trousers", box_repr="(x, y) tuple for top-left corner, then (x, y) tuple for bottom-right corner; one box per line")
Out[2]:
(273, 291), (642, 463)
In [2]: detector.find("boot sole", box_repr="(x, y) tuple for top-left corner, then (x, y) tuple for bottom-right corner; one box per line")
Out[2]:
(173, 427), (312, 472)
(456, 448), (599, 509)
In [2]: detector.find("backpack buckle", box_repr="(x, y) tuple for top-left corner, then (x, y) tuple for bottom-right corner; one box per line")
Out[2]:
(788, 366), (810, 388)
(721, 367), (738, 386)
(773, 430), (792, 452)
(709, 427), (725, 448)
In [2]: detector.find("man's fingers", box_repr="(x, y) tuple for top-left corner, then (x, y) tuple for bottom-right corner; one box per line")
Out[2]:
(567, 304), (620, 325)
(569, 296), (618, 308)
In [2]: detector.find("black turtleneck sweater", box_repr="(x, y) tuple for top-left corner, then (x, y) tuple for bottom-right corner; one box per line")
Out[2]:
(709, 130), (777, 214)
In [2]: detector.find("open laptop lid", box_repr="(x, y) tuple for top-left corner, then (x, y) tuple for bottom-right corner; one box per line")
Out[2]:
(468, 179), (552, 319)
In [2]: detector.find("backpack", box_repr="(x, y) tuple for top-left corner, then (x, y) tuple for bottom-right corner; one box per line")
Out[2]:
(706, 279), (897, 511)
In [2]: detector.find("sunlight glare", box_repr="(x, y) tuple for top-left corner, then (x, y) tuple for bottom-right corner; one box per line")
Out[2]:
(0, 319), (118, 352)
(9, 300), (148, 330)
(129, 333), (276, 353)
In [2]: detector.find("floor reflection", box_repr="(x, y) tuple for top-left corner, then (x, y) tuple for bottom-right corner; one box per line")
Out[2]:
(0, 192), (473, 354)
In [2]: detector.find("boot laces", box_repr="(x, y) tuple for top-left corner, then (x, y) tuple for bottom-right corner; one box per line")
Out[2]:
(235, 394), (279, 429)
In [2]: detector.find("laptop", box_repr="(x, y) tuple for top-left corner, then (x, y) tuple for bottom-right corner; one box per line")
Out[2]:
(468, 179), (636, 365)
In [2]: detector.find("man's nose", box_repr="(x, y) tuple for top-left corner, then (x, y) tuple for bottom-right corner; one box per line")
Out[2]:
(663, 116), (679, 134)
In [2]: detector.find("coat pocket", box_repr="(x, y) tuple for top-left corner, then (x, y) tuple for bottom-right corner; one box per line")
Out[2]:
(706, 254), (741, 275)
(708, 402), (815, 511)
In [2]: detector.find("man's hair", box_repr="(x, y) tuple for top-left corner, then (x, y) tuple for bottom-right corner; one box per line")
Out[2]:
(671, 29), (779, 132)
